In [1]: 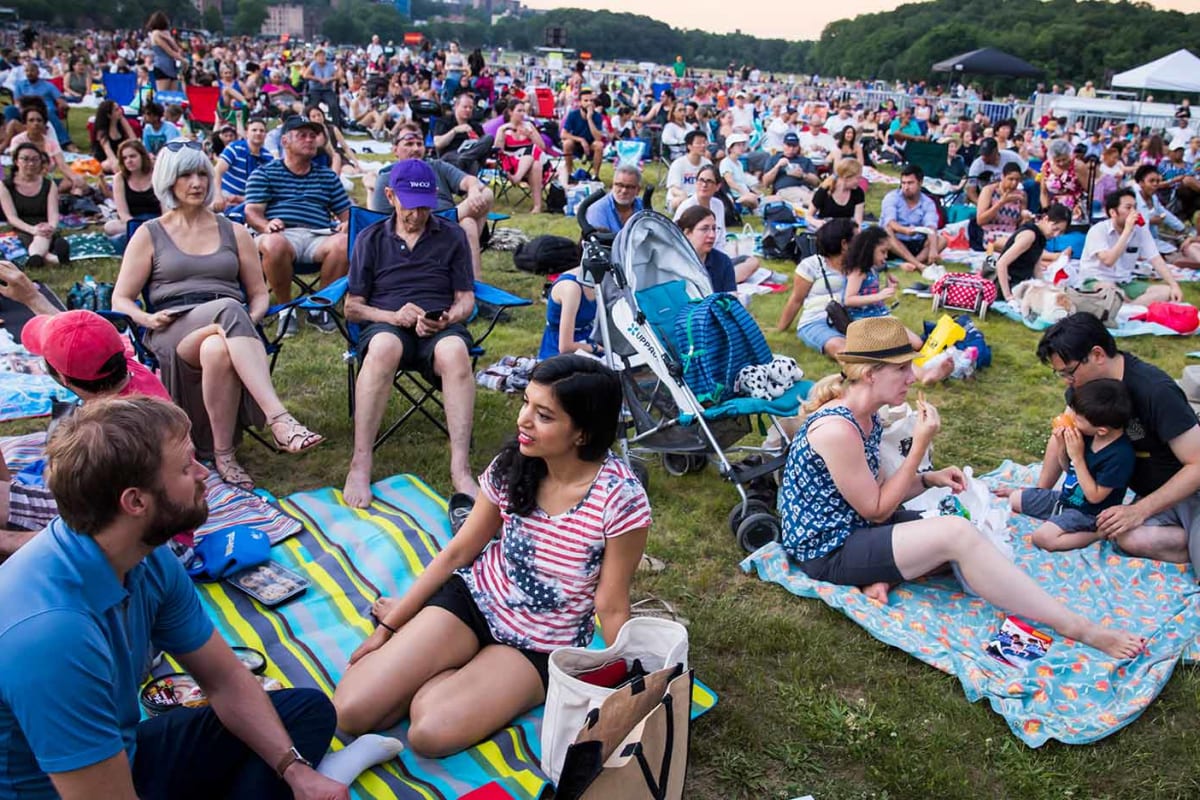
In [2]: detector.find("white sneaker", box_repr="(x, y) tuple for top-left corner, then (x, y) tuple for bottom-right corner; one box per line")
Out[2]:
(276, 309), (298, 339)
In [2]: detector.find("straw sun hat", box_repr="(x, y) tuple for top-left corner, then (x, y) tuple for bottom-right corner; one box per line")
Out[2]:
(836, 317), (919, 365)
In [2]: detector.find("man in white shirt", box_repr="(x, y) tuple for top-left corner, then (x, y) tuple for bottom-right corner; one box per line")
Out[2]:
(1078, 188), (1181, 304)
(1133, 164), (1187, 256)
(799, 112), (837, 162)
(366, 35), (384, 63)
(665, 130), (711, 213)
(826, 104), (856, 138)
(763, 106), (797, 153)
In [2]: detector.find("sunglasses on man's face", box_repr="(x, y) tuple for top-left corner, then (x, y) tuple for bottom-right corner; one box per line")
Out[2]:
(164, 140), (203, 153)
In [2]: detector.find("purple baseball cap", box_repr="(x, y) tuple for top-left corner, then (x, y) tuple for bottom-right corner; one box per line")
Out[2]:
(388, 158), (438, 209)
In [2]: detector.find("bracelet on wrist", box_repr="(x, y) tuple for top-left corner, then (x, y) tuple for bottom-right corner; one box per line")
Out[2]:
(378, 619), (398, 634)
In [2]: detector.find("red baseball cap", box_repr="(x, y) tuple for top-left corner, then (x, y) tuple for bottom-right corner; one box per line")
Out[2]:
(22, 311), (126, 382)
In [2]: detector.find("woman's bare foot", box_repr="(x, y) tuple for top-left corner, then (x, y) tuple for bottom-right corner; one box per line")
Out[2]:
(862, 581), (891, 604)
(343, 461), (374, 509)
(917, 357), (954, 385)
(371, 596), (398, 621)
(1070, 620), (1146, 659)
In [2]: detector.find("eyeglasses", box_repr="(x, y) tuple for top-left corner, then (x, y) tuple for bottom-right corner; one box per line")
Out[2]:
(16, 156), (42, 164)
(613, 182), (639, 191)
(1053, 357), (1086, 379)
(695, 177), (717, 185)
(164, 140), (203, 153)
(693, 224), (718, 234)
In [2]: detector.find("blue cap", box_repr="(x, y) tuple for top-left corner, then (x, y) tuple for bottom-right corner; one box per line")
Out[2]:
(185, 525), (271, 582)
(388, 158), (438, 209)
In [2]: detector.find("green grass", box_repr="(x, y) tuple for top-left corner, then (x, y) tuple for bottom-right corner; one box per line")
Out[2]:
(14, 112), (1200, 799)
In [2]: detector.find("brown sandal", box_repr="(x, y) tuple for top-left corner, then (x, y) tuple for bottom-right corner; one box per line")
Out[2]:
(268, 412), (324, 454)
(214, 448), (254, 491)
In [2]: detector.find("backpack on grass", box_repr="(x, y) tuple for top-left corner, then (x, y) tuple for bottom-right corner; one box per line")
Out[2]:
(513, 235), (580, 274)
(673, 293), (772, 405)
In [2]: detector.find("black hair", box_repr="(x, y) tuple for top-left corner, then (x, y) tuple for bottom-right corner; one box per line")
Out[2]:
(17, 95), (48, 121)
(142, 100), (164, 118)
(842, 226), (890, 275)
(1133, 163), (1160, 184)
(9, 141), (45, 181)
(490, 356), (623, 517)
(684, 129), (707, 146)
(900, 163), (924, 182)
(45, 351), (129, 395)
(1043, 203), (1072, 225)
(816, 217), (857, 257)
(1104, 187), (1134, 216)
(1068, 378), (1131, 430)
(1000, 161), (1022, 176)
(1036, 313), (1118, 365)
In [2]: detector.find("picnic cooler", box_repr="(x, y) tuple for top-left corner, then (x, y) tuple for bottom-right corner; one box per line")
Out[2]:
(931, 273), (995, 319)
(540, 617), (689, 784)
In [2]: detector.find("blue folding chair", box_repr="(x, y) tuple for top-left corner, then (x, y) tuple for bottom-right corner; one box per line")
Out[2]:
(331, 205), (532, 447)
(101, 72), (137, 109)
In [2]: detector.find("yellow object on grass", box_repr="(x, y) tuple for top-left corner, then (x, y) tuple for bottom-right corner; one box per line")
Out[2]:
(914, 314), (965, 366)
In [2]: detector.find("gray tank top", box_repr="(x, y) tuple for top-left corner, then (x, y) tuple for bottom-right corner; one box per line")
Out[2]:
(146, 215), (243, 307)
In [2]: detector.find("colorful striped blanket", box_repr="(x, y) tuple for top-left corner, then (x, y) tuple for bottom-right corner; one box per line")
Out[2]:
(199, 475), (716, 799)
(742, 461), (1200, 747)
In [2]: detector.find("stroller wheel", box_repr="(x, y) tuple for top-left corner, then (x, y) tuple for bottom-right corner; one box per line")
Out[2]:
(686, 454), (708, 474)
(662, 452), (693, 477)
(736, 513), (781, 553)
(727, 498), (773, 537)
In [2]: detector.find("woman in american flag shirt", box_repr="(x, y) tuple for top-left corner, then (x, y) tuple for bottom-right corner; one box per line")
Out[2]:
(333, 355), (651, 758)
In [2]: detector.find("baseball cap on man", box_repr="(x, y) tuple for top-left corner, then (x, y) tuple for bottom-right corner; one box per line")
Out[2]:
(979, 137), (999, 155)
(388, 158), (438, 208)
(783, 132), (800, 146)
(281, 115), (323, 136)
(22, 311), (125, 382)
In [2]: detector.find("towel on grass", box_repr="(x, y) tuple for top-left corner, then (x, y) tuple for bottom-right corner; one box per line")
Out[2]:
(741, 460), (1200, 747)
(992, 300), (1181, 336)
(193, 475), (716, 800)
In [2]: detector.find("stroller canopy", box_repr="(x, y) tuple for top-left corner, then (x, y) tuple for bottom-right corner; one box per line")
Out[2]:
(608, 211), (715, 302)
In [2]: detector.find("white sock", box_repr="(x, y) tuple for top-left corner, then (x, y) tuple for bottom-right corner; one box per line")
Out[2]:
(317, 733), (405, 785)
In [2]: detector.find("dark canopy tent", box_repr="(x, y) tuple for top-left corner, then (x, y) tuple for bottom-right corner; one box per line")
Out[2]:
(931, 47), (1044, 78)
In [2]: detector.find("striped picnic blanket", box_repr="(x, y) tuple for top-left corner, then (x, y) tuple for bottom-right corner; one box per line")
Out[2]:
(197, 475), (716, 799)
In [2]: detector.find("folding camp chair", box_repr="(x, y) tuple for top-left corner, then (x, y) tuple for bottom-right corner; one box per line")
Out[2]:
(101, 72), (137, 108)
(184, 84), (220, 132)
(334, 205), (532, 447)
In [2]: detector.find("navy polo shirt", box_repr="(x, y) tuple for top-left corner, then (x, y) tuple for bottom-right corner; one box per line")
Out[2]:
(348, 213), (474, 313)
(0, 519), (213, 797)
(563, 108), (604, 144)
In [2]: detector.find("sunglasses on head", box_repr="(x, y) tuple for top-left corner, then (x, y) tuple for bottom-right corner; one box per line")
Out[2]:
(164, 140), (203, 153)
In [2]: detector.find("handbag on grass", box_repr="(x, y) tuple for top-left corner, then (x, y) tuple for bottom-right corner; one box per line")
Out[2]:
(819, 260), (851, 334)
(554, 665), (693, 800)
(540, 617), (689, 784)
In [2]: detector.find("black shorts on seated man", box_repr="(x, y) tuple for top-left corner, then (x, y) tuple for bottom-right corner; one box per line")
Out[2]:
(1036, 313), (1200, 571)
(343, 158), (478, 510)
(0, 397), (346, 800)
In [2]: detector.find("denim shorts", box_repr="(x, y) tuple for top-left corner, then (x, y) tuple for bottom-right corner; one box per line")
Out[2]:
(798, 318), (845, 354)
(1018, 487), (1097, 533)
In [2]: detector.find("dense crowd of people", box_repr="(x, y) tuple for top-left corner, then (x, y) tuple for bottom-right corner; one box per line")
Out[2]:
(0, 16), (1197, 798)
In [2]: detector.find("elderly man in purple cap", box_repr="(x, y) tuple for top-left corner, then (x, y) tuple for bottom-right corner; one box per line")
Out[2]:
(343, 159), (477, 510)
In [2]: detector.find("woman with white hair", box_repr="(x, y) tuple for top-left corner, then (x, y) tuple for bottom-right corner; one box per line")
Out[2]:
(1040, 137), (1088, 220)
(111, 141), (323, 490)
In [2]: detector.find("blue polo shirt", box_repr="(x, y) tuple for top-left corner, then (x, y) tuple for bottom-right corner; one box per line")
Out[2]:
(244, 158), (350, 230)
(13, 78), (61, 109)
(0, 519), (213, 798)
(348, 213), (473, 313)
(880, 189), (938, 243)
(584, 193), (642, 234)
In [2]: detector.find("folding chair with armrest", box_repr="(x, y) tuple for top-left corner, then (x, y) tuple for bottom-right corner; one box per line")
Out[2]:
(331, 205), (532, 448)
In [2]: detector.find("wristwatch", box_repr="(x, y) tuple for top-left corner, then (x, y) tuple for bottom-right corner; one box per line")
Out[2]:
(276, 746), (314, 779)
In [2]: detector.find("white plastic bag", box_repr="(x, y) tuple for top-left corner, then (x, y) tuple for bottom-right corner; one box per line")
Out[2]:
(726, 224), (757, 258)
(540, 617), (689, 784)
(877, 403), (933, 479)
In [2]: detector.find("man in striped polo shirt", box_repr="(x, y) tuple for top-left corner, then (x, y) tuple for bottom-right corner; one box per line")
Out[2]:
(213, 119), (273, 215)
(245, 115), (351, 336)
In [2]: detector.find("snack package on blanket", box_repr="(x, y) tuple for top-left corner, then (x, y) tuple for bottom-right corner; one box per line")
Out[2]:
(904, 467), (1013, 594)
(877, 402), (934, 479)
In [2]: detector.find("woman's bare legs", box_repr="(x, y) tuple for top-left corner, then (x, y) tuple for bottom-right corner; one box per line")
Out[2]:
(528, 158), (544, 214)
(891, 516), (1144, 658)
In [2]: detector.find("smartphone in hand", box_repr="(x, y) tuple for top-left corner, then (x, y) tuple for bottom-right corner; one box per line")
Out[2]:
(424, 308), (447, 320)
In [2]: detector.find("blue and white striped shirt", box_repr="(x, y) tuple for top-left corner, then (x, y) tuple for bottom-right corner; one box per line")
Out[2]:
(219, 139), (274, 197)
(244, 159), (350, 229)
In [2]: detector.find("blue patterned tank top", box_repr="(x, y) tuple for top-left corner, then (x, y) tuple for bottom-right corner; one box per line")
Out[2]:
(779, 405), (882, 562)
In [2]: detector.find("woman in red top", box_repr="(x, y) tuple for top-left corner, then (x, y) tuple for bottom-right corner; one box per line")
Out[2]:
(495, 100), (551, 214)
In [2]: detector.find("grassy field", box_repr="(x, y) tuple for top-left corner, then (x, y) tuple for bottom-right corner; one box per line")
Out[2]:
(12, 111), (1200, 799)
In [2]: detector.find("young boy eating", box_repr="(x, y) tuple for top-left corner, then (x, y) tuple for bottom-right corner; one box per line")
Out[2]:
(1006, 378), (1136, 551)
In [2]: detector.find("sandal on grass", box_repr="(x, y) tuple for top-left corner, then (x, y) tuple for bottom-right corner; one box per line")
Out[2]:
(268, 412), (324, 454)
(213, 448), (255, 491)
(637, 553), (666, 573)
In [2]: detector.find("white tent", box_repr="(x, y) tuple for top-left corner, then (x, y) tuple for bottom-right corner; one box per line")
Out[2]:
(1111, 49), (1200, 93)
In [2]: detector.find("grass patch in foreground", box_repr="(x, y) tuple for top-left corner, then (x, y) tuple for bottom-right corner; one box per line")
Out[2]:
(5, 112), (1196, 799)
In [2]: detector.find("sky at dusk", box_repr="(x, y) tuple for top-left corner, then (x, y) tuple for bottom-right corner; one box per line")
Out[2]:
(521, 0), (1197, 42)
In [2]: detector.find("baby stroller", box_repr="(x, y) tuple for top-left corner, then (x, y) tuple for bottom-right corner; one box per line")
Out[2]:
(578, 203), (805, 552)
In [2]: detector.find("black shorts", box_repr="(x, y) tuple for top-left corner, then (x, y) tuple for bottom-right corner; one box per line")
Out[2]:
(358, 321), (473, 385)
(901, 235), (928, 256)
(151, 66), (177, 83)
(425, 574), (551, 689)
(798, 510), (923, 586)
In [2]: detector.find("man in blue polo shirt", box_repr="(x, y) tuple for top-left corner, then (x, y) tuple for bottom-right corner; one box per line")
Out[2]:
(584, 164), (643, 234)
(343, 160), (477, 510)
(881, 163), (942, 270)
(5, 61), (73, 149)
(245, 115), (351, 336)
(0, 397), (345, 800)
(562, 87), (606, 180)
(214, 118), (273, 215)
